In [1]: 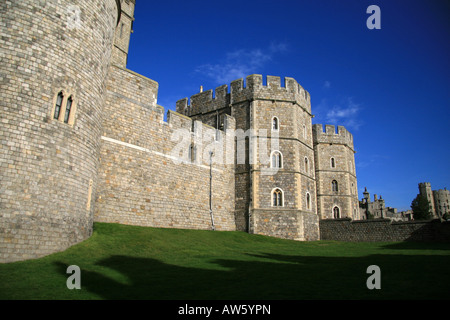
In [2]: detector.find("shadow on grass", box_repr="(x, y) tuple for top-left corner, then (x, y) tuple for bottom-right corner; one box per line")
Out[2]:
(54, 250), (450, 300)
(381, 241), (450, 251)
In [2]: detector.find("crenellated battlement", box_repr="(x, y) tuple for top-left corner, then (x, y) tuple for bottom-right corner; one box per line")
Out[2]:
(312, 124), (354, 150)
(230, 74), (310, 107)
(419, 182), (431, 187)
(176, 84), (230, 117)
(176, 75), (311, 117)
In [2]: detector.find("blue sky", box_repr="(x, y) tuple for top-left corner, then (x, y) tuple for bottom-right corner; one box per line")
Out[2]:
(126, 0), (450, 211)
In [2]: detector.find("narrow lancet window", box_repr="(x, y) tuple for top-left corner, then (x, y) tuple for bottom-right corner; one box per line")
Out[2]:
(306, 192), (311, 210)
(272, 117), (279, 131)
(332, 180), (339, 192)
(120, 23), (124, 38)
(273, 188), (283, 207)
(271, 151), (282, 168)
(189, 144), (196, 163)
(333, 206), (340, 219)
(64, 96), (73, 123)
(54, 92), (64, 120)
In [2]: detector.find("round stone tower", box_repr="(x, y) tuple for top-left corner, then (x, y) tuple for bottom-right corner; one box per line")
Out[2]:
(313, 124), (359, 220)
(0, 0), (121, 262)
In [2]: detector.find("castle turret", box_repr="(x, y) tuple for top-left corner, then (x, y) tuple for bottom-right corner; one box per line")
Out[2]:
(177, 75), (319, 241)
(418, 182), (437, 218)
(0, 0), (121, 262)
(433, 188), (450, 219)
(111, 0), (136, 67)
(313, 124), (359, 220)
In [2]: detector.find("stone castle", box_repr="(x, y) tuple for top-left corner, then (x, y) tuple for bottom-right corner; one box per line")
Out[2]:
(358, 183), (450, 222)
(0, 0), (359, 263)
(417, 183), (450, 219)
(359, 188), (399, 220)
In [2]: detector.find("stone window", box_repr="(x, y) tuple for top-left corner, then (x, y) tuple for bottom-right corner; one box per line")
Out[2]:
(52, 90), (76, 126)
(333, 206), (340, 219)
(272, 188), (283, 207)
(331, 157), (336, 168)
(64, 95), (73, 124)
(215, 129), (221, 142)
(189, 143), (197, 163)
(271, 151), (283, 168)
(306, 192), (311, 210)
(272, 117), (279, 131)
(304, 157), (309, 173)
(332, 180), (339, 192)
(303, 124), (306, 139)
(54, 91), (64, 119)
(120, 23), (124, 38)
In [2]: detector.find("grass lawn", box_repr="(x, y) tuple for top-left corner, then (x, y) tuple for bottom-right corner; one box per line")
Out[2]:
(0, 222), (449, 300)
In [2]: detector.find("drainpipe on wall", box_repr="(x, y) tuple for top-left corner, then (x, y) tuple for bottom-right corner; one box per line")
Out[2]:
(209, 150), (215, 231)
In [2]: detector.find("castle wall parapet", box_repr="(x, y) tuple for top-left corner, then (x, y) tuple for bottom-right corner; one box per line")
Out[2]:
(312, 124), (354, 151)
(176, 75), (311, 117)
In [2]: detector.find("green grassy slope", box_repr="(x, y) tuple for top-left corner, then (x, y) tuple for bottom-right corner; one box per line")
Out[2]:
(1, 222), (449, 300)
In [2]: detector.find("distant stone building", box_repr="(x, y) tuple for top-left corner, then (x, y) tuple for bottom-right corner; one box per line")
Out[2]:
(359, 187), (405, 220)
(359, 183), (450, 222)
(396, 209), (414, 221)
(418, 183), (450, 219)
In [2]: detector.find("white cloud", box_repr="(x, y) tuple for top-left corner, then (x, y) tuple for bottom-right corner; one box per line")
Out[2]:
(316, 97), (363, 131)
(195, 42), (288, 85)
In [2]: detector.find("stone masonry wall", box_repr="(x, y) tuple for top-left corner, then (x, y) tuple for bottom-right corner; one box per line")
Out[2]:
(252, 209), (319, 241)
(0, 0), (119, 263)
(320, 218), (450, 242)
(95, 65), (237, 231)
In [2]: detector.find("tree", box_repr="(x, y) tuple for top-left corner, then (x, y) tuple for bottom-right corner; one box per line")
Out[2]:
(411, 194), (432, 220)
